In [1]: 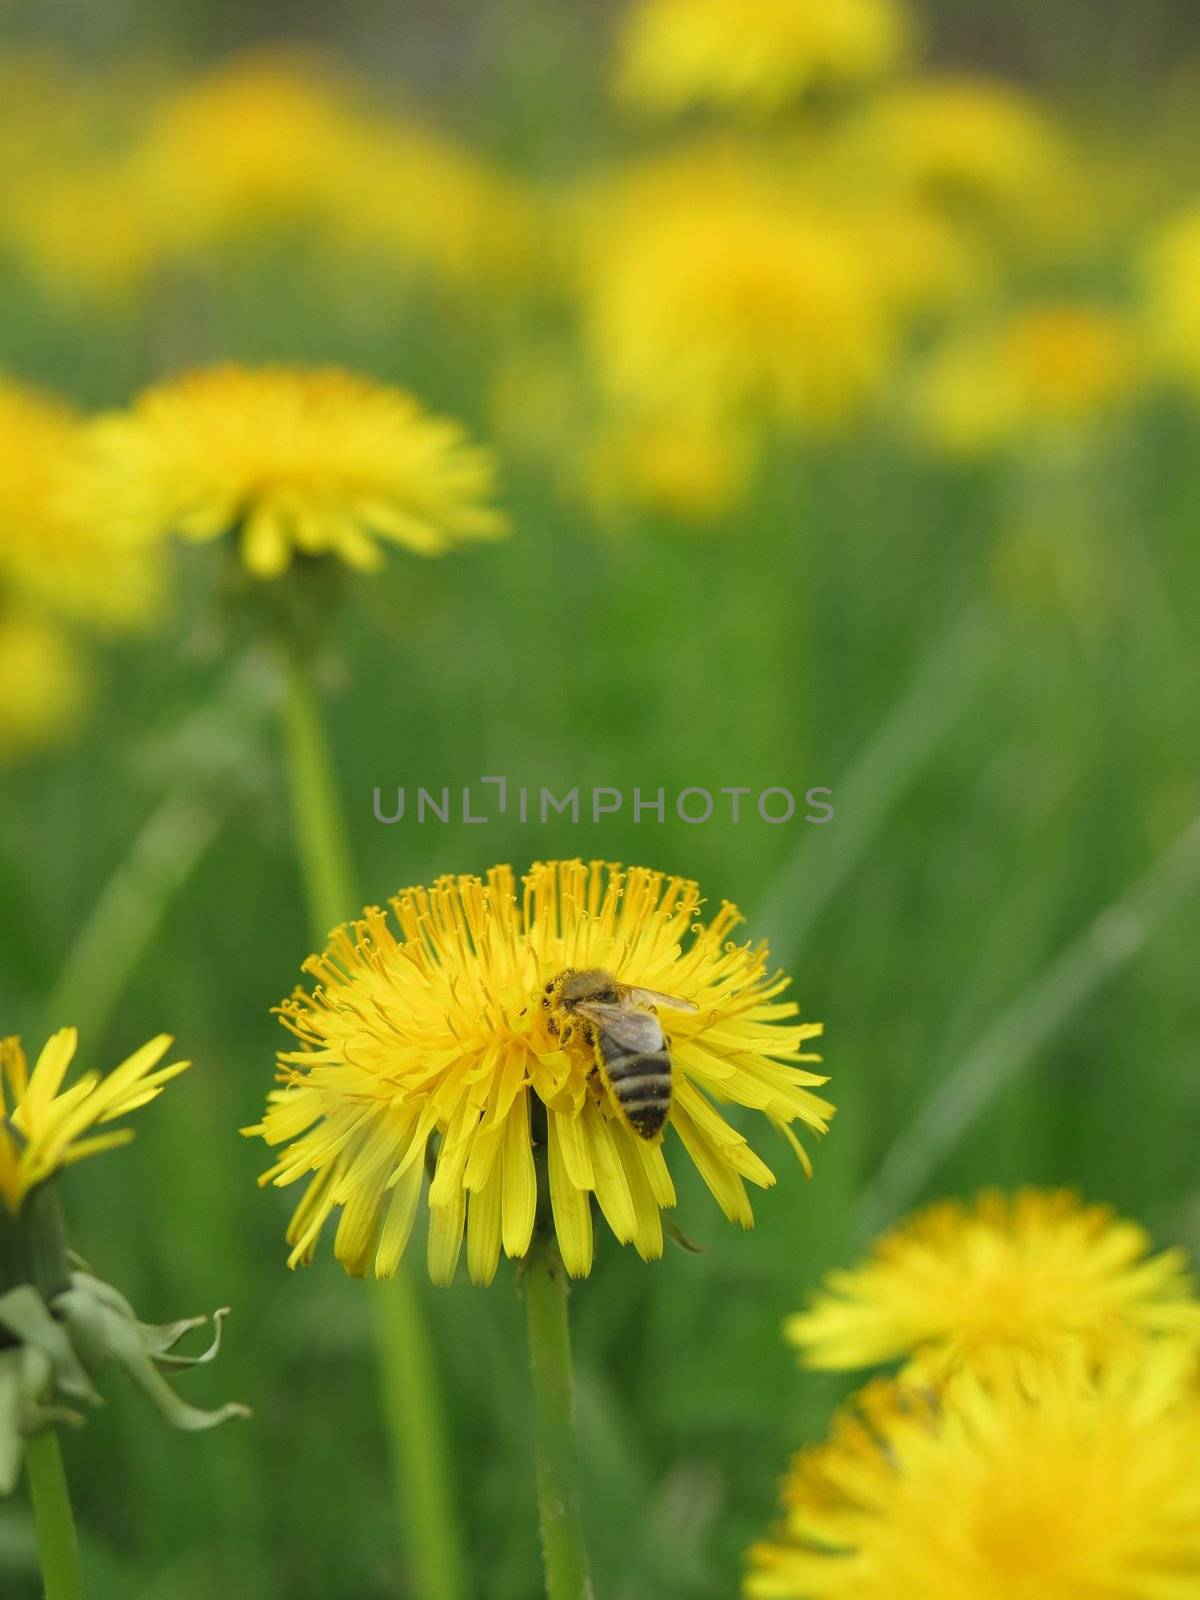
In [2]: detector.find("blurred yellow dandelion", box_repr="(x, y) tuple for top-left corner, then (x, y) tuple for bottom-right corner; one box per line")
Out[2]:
(579, 154), (894, 431)
(1143, 204), (1200, 390)
(855, 75), (1076, 237)
(0, 610), (86, 762)
(1000, 305), (1138, 419)
(131, 50), (355, 251)
(614, 0), (912, 117)
(68, 364), (507, 580)
(0, 375), (163, 628)
(911, 305), (1138, 455)
(0, 1029), (188, 1214)
(852, 202), (988, 320)
(581, 411), (757, 523)
(328, 115), (542, 291)
(247, 860), (830, 1284)
(745, 1341), (1200, 1600)
(787, 1189), (1200, 1379)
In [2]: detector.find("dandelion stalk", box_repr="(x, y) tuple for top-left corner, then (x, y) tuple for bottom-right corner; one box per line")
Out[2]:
(25, 1429), (84, 1600)
(278, 652), (357, 945)
(523, 1229), (594, 1600)
(279, 646), (467, 1600)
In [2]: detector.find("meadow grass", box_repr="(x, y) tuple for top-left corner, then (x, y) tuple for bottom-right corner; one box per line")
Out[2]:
(2, 20), (1199, 1600)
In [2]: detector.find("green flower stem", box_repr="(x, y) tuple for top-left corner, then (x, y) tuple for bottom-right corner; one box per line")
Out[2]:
(26, 1429), (84, 1600)
(523, 1233), (594, 1600)
(278, 651), (358, 946)
(279, 646), (467, 1600)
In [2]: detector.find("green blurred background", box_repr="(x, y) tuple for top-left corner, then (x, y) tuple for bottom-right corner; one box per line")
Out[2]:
(2, 1), (1200, 1596)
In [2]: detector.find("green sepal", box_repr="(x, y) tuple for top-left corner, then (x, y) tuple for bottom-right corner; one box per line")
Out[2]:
(0, 1287), (102, 1407)
(0, 1271), (248, 1495)
(73, 1299), (250, 1432)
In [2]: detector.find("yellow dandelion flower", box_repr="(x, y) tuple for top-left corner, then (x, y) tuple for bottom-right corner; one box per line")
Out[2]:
(745, 1341), (1200, 1600)
(581, 411), (757, 524)
(1000, 305), (1138, 419)
(328, 114), (542, 292)
(132, 50), (355, 252)
(1143, 204), (1200, 391)
(911, 305), (1138, 456)
(0, 375), (163, 629)
(853, 76), (1076, 237)
(0, 1029), (188, 1214)
(247, 861), (830, 1285)
(66, 364), (507, 580)
(0, 54), (168, 304)
(851, 203), (989, 321)
(614, 0), (912, 117)
(787, 1189), (1200, 1380)
(578, 151), (894, 431)
(0, 610), (86, 762)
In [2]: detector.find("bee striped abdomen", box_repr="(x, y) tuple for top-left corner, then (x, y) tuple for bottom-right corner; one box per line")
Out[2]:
(600, 1045), (672, 1138)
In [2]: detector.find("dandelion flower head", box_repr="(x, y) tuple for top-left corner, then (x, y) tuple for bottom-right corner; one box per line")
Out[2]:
(248, 861), (830, 1285)
(854, 76), (1075, 233)
(614, 0), (912, 117)
(328, 115), (542, 291)
(787, 1189), (1200, 1380)
(0, 1029), (188, 1214)
(579, 149), (894, 432)
(132, 50), (357, 251)
(0, 611), (85, 762)
(912, 305), (1138, 456)
(67, 364), (507, 580)
(0, 375), (163, 628)
(745, 1341), (1200, 1600)
(1143, 204), (1200, 391)
(581, 411), (757, 524)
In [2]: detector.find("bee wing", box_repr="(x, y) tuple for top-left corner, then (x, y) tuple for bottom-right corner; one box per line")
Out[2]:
(572, 1002), (665, 1053)
(624, 987), (699, 1014)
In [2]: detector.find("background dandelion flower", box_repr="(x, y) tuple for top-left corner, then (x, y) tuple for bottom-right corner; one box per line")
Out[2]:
(614, 0), (913, 117)
(0, 610), (86, 762)
(745, 1342), (1200, 1600)
(911, 305), (1138, 456)
(852, 74), (1077, 241)
(68, 363), (508, 580)
(326, 113), (542, 292)
(1142, 204), (1200, 391)
(579, 156), (894, 432)
(0, 375), (163, 629)
(247, 860), (830, 1284)
(787, 1188), (1200, 1379)
(131, 49), (356, 252)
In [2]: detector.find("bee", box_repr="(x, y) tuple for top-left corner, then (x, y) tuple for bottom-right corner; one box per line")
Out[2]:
(543, 967), (697, 1140)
